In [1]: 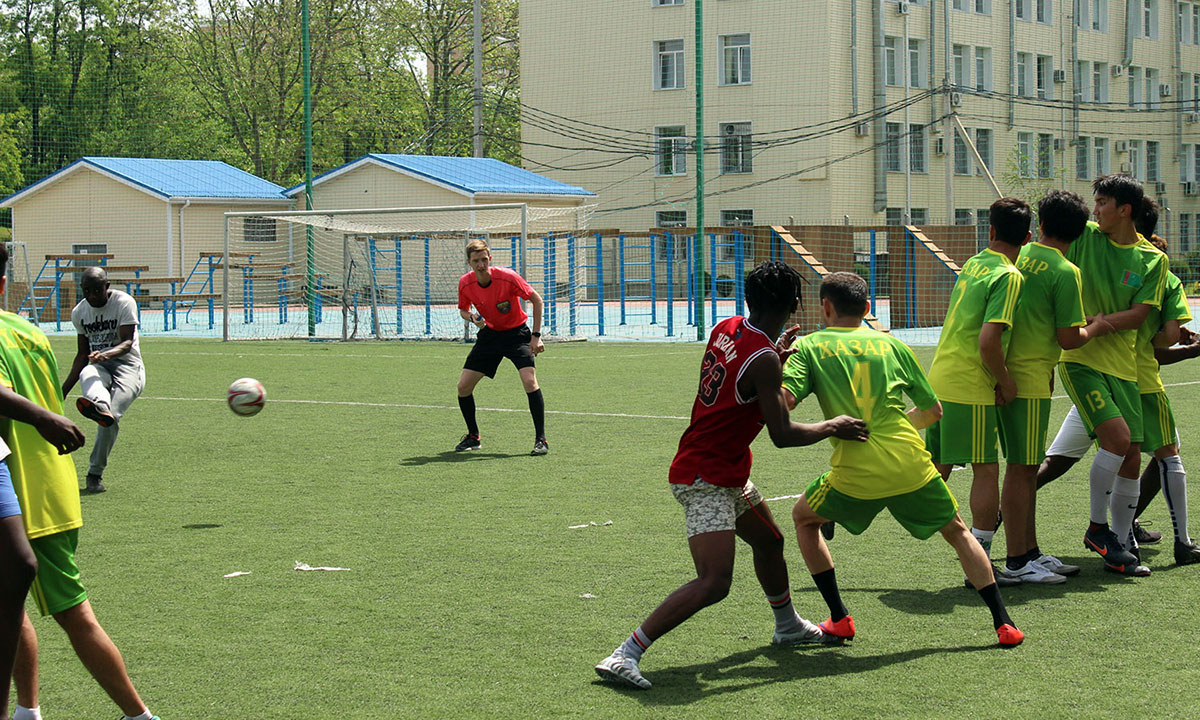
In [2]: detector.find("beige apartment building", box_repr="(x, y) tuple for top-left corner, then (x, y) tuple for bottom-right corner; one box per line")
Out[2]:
(520, 0), (1200, 250)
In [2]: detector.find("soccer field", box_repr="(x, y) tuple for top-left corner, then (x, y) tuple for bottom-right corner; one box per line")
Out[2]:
(26, 336), (1200, 718)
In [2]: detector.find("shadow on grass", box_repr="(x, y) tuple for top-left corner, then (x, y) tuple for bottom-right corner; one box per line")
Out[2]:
(596, 643), (991, 704)
(399, 451), (525, 466)
(182, 523), (223, 529)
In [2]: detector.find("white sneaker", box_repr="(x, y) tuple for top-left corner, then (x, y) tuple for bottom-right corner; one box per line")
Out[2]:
(1032, 553), (1080, 577)
(595, 652), (651, 689)
(1000, 560), (1067, 584)
(771, 616), (826, 645)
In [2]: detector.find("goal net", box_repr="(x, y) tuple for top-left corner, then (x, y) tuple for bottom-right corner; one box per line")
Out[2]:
(220, 203), (594, 340)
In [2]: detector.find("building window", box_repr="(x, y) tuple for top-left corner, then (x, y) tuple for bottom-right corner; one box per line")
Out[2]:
(976, 208), (991, 250)
(953, 45), (970, 87)
(656, 210), (687, 227)
(1146, 140), (1159, 181)
(244, 217), (277, 242)
(1036, 55), (1052, 99)
(1146, 68), (1159, 109)
(910, 208), (929, 225)
(1038, 133), (1054, 178)
(953, 0), (966, 9)
(910, 124), (927, 173)
(1036, 0), (1051, 22)
(1077, 61), (1091, 102)
(719, 209), (753, 226)
(885, 208), (904, 225)
(974, 47), (992, 91)
(1018, 133), (1034, 177)
(655, 40), (685, 90)
(1077, 136), (1091, 179)
(719, 34), (751, 85)
(720, 122), (752, 173)
(1129, 67), (1142, 108)
(954, 131), (972, 174)
(975, 0), (991, 14)
(1017, 53), (1032, 97)
(1093, 62), (1108, 101)
(1181, 213), (1192, 254)
(71, 243), (108, 255)
(1142, 0), (1158, 39)
(908, 39), (927, 87)
(975, 128), (993, 174)
(1093, 137), (1108, 176)
(1129, 140), (1143, 179)
(885, 37), (900, 86)
(1182, 144), (1195, 183)
(655, 126), (687, 176)
(1079, 0), (1107, 30)
(653, 0), (683, 5)
(955, 209), (974, 225)
(886, 122), (903, 172)
(1016, 0), (1032, 20)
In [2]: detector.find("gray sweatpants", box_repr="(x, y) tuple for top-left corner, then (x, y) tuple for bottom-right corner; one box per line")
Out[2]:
(80, 360), (145, 477)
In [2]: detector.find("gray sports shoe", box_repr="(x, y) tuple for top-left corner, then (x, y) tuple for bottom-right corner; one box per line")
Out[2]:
(1000, 560), (1067, 584)
(965, 564), (1021, 589)
(1032, 553), (1080, 577)
(771, 616), (827, 645)
(595, 652), (651, 689)
(531, 437), (549, 456)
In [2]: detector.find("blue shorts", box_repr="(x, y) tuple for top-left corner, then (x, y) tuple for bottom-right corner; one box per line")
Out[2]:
(0, 459), (20, 519)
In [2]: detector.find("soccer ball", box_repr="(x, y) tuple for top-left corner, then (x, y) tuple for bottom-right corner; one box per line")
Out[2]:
(227, 377), (265, 417)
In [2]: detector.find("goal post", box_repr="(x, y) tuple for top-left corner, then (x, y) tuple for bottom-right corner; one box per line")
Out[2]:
(220, 203), (594, 341)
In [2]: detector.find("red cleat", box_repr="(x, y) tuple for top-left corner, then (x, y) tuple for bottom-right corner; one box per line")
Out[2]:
(996, 623), (1024, 647)
(819, 615), (855, 641)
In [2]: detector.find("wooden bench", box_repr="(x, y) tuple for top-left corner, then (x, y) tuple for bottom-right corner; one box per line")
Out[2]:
(58, 265), (151, 274)
(45, 254), (115, 261)
(134, 293), (220, 331)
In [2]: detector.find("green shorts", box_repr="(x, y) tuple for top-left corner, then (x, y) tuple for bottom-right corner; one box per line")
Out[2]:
(1141, 392), (1178, 454)
(1057, 362), (1143, 443)
(925, 401), (997, 465)
(28, 529), (87, 616)
(997, 397), (1053, 465)
(804, 472), (959, 540)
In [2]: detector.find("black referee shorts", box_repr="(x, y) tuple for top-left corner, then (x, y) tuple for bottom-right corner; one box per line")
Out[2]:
(463, 325), (535, 378)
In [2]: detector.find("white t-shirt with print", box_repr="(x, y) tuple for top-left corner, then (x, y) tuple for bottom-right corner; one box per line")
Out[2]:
(71, 289), (142, 368)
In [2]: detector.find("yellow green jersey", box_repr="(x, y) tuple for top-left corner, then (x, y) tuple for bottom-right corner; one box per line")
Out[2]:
(1135, 272), (1191, 394)
(927, 248), (1023, 404)
(1006, 243), (1086, 399)
(782, 326), (940, 500)
(0, 311), (82, 539)
(1060, 222), (1167, 381)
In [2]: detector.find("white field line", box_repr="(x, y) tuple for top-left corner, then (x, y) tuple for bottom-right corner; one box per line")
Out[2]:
(136, 380), (1200, 422)
(151, 350), (697, 361)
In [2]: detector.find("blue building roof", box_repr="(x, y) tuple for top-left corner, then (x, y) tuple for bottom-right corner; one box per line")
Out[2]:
(284, 154), (594, 198)
(1, 157), (288, 206)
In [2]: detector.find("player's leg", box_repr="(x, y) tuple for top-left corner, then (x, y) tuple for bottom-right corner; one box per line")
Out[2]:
(0, 478), (36, 715)
(1145, 392), (1200, 563)
(732, 485), (822, 644)
(75, 364), (116, 427)
(12, 613), (38, 720)
(517, 365), (547, 456)
(456, 336), (498, 450)
(938, 514), (1023, 646)
(53, 600), (154, 718)
(1106, 377), (1146, 568)
(1036, 405), (1091, 488)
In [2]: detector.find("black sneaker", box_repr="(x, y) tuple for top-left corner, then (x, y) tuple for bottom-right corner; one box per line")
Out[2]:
(1083, 526), (1139, 566)
(1175, 539), (1200, 565)
(820, 521), (836, 540)
(964, 564), (1021, 589)
(76, 397), (115, 428)
(531, 437), (549, 456)
(1103, 560), (1151, 576)
(1133, 520), (1163, 545)
(84, 474), (106, 493)
(455, 434), (481, 452)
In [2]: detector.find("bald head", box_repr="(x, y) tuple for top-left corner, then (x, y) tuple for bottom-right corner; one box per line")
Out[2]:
(80, 267), (110, 307)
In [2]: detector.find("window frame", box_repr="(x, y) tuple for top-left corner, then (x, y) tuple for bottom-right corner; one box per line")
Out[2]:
(654, 125), (688, 177)
(654, 39), (686, 91)
(718, 33), (752, 86)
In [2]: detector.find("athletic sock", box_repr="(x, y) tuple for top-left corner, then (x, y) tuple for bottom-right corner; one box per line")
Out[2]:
(976, 583), (1014, 629)
(527, 389), (545, 439)
(1027, 545), (1042, 560)
(1006, 555), (1026, 571)
(458, 394), (479, 437)
(766, 590), (800, 630)
(970, 528), (995, 557)
(1110, 474), (1141, 549)
(1089, 448), (1124, 524)
(1136, 459), (1162, 517)
(1159, 455), (1191, 543)
(811, 568), (848, 621)
(618, 627), (652, 662)
(13, 706), (42, 720)
(122, 712), (152, 720)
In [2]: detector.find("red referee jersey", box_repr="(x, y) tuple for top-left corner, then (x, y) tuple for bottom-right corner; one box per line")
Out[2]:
(457, 266), (534, 331)
(669, 316), (779, 488)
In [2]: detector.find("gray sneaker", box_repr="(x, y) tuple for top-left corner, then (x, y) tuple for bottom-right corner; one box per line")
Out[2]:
(965, 564), (1021, 589)
(771, 616), (827, 645)
(1032, 553), (1080, 577)
(595, 652), (651, 689)
(1000, 560), (1067, 584)
(531, 437), (549, 456)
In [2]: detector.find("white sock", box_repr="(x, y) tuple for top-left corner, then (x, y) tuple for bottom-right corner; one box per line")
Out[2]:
(123, 712), (153, 720)
(1160, 455), (1191, 543)
(1110, 475), (1140, 550)
(1089, 448), (1124, 524)
(766, 590), (799, 629)
(971, 527), (995, 555)
(13, 705), (42, 720)
(617, 627), (651, 662)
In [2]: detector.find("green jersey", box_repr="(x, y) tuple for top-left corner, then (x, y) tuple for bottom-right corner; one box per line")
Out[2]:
(1136, 272), (1191, 394)
(927, 248), (1023, 404)
(782, 326), (940, 500)
(0, 311), (81, 539)
(1060, 222), (1167, 381)
(1006, 243), (1086, 399)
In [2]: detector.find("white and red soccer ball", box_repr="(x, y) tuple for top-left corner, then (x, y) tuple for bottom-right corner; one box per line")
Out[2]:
(227, 377), (265, 416)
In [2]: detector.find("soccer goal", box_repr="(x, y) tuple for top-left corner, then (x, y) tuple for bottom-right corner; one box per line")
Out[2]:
(219, 203), (594, 341)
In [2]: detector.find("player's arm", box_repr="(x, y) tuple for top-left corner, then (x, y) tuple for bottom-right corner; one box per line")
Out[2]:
(1056, 315), (1108, 350)
(979, 321), (1016, 405)
(1100, 303), (1154, 332)
(89, 324), (135, 362)
(60, 334), (91, 397)
(1155, 329), (1200, 365)
(749, 352), (868, 447)
(0, 384), (85, 455)
(906, 400), (943, 431)
(459, 308), (485, 328)
(527, 289), (545, 355)
(1153, 319), (1181, 349)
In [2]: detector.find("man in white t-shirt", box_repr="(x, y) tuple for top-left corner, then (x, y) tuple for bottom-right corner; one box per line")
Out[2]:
(62, 267), (145, 493)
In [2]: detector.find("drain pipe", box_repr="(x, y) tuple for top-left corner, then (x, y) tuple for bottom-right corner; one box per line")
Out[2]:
(873, 0), (887, 212)
(852, 0), (859, 115)
(930, 0), (938, 129)
(1071, 0), (1079, 142)
(904, 7), (913, 223)
(1008, 0), (1016, 128)
(1123, 0), (1136, 67)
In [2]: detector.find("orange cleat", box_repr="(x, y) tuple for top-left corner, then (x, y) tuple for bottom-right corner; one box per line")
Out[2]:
(818, 615), (856, 641)
(996, 623), (1024, 647)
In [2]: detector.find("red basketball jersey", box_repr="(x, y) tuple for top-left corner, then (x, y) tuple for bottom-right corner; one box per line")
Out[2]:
(669, 316), (779, 488)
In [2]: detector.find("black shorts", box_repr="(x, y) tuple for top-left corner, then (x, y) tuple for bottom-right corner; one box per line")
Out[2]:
(464, 325), (535, 378)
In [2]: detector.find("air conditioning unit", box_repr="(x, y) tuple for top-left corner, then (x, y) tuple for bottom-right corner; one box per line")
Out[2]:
(1053, 69), (1066, 83)
(1160, 83), (1173, 97)
(1111, 65), (1125, 77)
(934, 137), (945, 155)
(1053, 138), (1065, 151)
(1155, 181), (1167, 194)
(1185, 181), (1199, 196)
(897, 0), (911, 12)
(1115, 140), (1129, 152)
(950, 91), (963, 107)
(855, 122), (871, 136)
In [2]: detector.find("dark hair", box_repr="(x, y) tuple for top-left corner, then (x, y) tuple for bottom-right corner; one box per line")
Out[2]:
(745, 261), (802, 316)
(1135, 196), (1159, 239)
(1092, 173), (1144, 214)
(1148, 234), (1168, 254)
(989, 197), (1031, 246)
(820, 272), (869, 317)
(1036, 190), (1090, 244)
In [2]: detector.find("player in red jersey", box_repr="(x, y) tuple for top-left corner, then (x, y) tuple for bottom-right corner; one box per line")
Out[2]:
(455, 238), (548, 456)
(594, 261), (869, 690)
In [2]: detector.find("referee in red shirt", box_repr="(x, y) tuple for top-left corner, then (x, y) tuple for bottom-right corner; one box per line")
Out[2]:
(455, 238), (548, 455)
